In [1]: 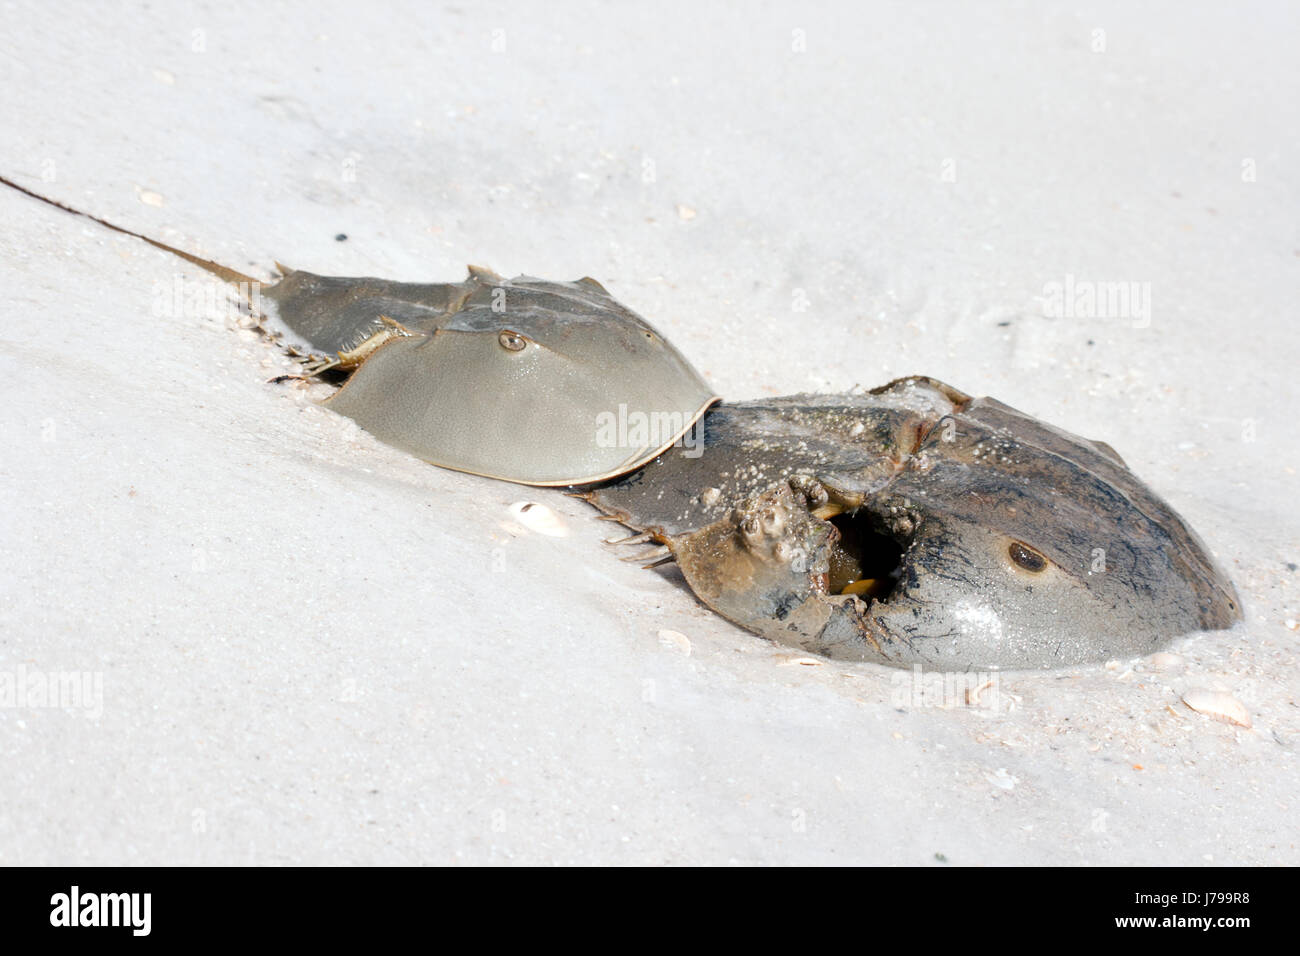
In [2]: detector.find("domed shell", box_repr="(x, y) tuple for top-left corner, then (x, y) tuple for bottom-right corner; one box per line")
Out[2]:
(264, 268), (719, 486)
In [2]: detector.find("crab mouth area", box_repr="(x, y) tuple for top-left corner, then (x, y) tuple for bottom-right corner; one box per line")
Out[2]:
(822, 508), (906, 603)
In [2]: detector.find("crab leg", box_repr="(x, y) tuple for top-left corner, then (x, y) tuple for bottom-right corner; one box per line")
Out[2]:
(299, 316), (415, 374)
(604, 531), (656, 546)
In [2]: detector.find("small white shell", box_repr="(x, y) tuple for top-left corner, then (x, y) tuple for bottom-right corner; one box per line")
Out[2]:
(1182, 689), (1252, 728)
(778, 656), (823, 667)
(1148, 652), (1184, 672)
(657, 629), (692, 655)
(984, 768), (1018, 791)
(138, 189), (165, 207)
(507, 501), (568, 538)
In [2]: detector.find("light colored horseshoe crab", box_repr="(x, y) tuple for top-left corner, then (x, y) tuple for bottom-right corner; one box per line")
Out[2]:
(577, 377), (1241, 670)
(0, 173), (718, 487)
(261, 265), (719, 485)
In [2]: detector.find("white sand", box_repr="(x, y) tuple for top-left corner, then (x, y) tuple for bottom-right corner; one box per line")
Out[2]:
(0, 1), (1295, 864)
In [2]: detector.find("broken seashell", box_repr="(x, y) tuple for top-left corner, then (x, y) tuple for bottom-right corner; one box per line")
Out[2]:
(507, 501), (568, 537)
(657, 629), (692, 655)
(1182, 689), (1252, 728)
(984, 768), (1017, 791)
(1148, 651), (1184, 672)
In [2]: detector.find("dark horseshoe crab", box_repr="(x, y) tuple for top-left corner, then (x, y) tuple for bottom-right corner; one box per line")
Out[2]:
(575, 378), (1241, 670)
(2, 177), (1241, 669)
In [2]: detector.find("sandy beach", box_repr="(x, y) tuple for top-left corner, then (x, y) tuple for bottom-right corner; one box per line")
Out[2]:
(0, 1), (1296, 864)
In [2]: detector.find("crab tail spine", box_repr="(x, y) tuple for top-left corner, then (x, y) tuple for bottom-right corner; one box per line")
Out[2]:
(0, 172), (261, 289)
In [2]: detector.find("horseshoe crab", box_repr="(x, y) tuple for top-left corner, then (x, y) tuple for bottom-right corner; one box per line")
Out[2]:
(576, 377), (1241, 670)
(0, 175), (718, 487)
(261, 266), (719, 485)
(2, 176), (1241, 669)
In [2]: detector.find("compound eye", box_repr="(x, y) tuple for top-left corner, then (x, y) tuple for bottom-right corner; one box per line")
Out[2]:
(498, 330), (527, 352)
(1008, 541), (1048, 573)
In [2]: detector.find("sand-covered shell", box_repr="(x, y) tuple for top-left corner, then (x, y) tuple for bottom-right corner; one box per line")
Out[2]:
(581, 377), (1242, 670)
